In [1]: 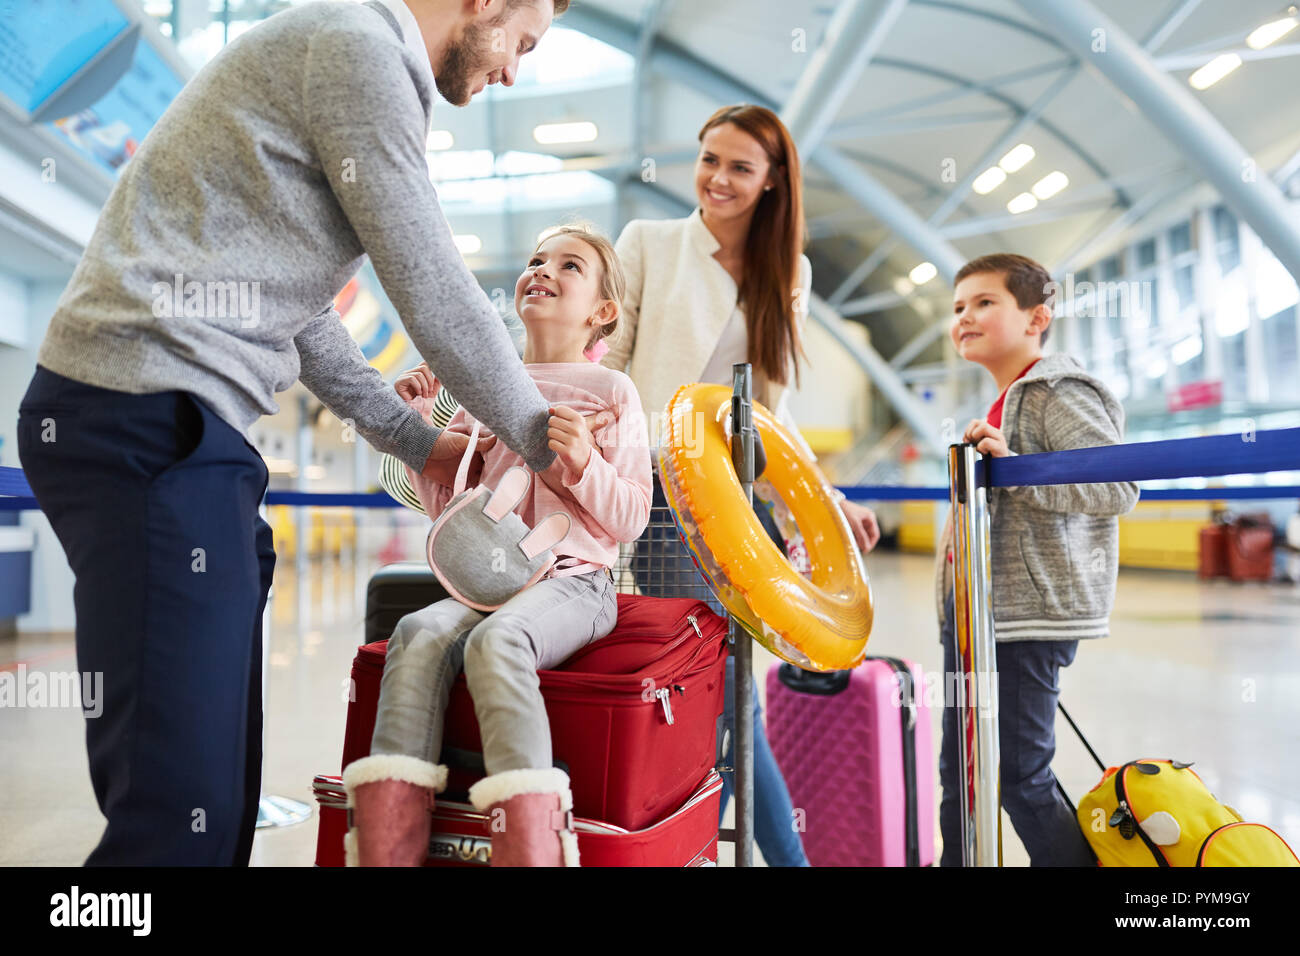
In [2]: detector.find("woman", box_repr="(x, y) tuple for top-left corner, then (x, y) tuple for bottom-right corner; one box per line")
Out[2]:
(602, 104), (881, 866)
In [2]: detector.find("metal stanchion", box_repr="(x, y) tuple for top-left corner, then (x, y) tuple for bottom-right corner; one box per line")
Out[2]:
(730, 364), (756, 867)
(948, 443), (1001, 866)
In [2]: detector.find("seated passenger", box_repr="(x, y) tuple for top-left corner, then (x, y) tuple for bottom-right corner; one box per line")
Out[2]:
(343, 225), (651, 867)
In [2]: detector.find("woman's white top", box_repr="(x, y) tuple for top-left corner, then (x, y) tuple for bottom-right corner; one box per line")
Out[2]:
(603, 208), (814, 456)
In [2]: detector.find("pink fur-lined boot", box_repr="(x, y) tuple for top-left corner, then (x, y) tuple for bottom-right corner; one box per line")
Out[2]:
(341, 754), (448, 867)
(468, 767), (580, 867)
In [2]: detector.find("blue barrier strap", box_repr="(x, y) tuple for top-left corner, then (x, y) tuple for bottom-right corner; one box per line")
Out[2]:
(839, 485), (1300, 502)
(5, 467), (1299, 512)
(264, 491), (402, 508)
(839, 486), (950, 500)
(0, 467), (33, 497)
(1133, 486), (1300, 500)
(982, 427), (1300, 489)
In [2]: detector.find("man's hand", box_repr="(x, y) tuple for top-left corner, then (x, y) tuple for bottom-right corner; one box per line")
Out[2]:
(963, 419), (1010, 457)
(547, 405), (594, 477)
(395, 362), (439, 403)
(420, 428), (497, 486)
(839, 499), (882, 553)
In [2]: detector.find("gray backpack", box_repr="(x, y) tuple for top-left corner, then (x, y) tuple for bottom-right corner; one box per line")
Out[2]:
(424, 419), (570, 611)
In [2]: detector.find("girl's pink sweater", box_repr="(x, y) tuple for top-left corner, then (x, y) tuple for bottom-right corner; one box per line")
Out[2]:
(404, 362), (653, 574)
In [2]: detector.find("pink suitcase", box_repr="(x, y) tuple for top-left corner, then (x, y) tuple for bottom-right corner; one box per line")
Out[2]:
(766, 657), (935, 866)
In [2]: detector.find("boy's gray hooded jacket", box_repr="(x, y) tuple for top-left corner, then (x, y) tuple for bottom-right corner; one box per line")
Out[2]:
(936, 353), (1139, 641)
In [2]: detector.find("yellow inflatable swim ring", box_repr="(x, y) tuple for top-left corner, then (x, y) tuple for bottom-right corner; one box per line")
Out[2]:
(659, 383), (874, 671)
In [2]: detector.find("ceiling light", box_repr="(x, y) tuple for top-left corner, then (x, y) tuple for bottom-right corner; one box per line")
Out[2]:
(1031, 170), (1069, 200)
(1246, 16), (1298, 49)
(892, 277), (915, 297)
(426, 130), (454, 151)
(972, 166), (1007, 195)
(998, 143), (1035, 173)
(453, 234), (482, 255)
(1189, 53), (1242, 90)
(909, 262), (938, 285)
(1006, 192), (1038, 214)
(533, 121), (599, 145)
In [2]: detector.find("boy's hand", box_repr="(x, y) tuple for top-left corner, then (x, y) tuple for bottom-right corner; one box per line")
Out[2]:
(395, 362), (439, 403)
(964, 419), (1010, 457)
(547, 405), (594, 476)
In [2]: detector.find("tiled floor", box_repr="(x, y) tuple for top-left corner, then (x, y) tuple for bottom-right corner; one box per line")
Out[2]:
(3, 549), (1298, 867)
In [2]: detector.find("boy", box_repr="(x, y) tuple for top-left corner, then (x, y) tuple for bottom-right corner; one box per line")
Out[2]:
(936, 253), (1139, 866)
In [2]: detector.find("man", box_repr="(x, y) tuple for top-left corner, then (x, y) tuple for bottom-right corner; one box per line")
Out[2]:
(16, 0), (569, 865)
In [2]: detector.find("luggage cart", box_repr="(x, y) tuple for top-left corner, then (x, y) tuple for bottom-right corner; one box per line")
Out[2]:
(611, 364), (759, 867)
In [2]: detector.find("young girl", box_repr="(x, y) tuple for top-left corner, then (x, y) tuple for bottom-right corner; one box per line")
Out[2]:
(342, 225), (652, 868)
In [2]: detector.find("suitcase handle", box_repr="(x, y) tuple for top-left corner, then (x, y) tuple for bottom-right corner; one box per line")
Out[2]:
(776, 662), (851, 695)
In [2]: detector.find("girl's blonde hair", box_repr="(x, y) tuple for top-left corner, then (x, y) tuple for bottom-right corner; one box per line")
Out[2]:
(534, 222), (625, 350)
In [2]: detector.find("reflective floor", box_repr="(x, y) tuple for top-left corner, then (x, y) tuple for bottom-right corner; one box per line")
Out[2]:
(3, 546), (1298, 867)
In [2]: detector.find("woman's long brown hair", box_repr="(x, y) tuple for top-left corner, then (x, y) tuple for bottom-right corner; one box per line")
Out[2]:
(698, 104), (807, 390)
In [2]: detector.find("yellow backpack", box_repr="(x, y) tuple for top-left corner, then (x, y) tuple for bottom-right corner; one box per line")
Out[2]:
(1059, 706), (1298, 867)
(1077, 759), (1298, 866)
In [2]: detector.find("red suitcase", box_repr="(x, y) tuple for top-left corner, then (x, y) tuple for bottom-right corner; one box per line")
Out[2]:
(1226, 520), (1274, 582)
(313, 770), (723, 867)
(1198, 524), (1230, 579)
(340, 593), (729, 831)
(765, 658), (936, 867)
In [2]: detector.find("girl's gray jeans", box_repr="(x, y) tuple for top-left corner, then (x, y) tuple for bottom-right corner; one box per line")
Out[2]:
(370, 570), (617, 774)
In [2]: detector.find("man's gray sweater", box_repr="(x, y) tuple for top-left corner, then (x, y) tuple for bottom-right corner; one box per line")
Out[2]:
(36, 1), (554, 474)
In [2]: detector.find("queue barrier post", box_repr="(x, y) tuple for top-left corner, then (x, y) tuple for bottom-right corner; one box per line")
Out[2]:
(729, 363), (756, 868)
(948, 442), (1002, 867)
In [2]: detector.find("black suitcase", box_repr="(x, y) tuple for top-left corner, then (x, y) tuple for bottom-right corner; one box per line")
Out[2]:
(365, 562), (450, 643)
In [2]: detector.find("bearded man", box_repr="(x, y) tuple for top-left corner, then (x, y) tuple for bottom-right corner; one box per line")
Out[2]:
(17, 0), (568, 866)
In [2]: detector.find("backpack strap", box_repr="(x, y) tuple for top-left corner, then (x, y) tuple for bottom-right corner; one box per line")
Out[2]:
(452, 419), (482, 497)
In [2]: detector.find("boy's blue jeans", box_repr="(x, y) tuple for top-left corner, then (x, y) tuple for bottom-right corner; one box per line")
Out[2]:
(938, 591), (1097, 866)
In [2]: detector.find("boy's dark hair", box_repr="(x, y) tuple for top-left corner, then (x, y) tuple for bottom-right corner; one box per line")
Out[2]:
(955, 253), (1052, 344)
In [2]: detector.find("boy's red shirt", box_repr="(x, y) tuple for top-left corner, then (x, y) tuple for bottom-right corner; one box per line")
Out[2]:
(947, 358), (1040, 564)
(985, 358), (1041, 430)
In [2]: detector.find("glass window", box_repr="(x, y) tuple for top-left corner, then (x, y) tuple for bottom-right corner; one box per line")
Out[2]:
(1215, 270), (1250, 338)
(1133, 276), (1158, 332)
(1213, 205), (1241, 274)
(1173, 263), (1197, 315)
(1220, 331), (1247, 400)
(1137, 238), (1157, 269)
(1175, 347), (1206, 388)
(1077, 312), (1094, 360)
(1255, 250), (1300, 320)
(1169, 221), (1192, 256)
(1262, 306), (1299, 402)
